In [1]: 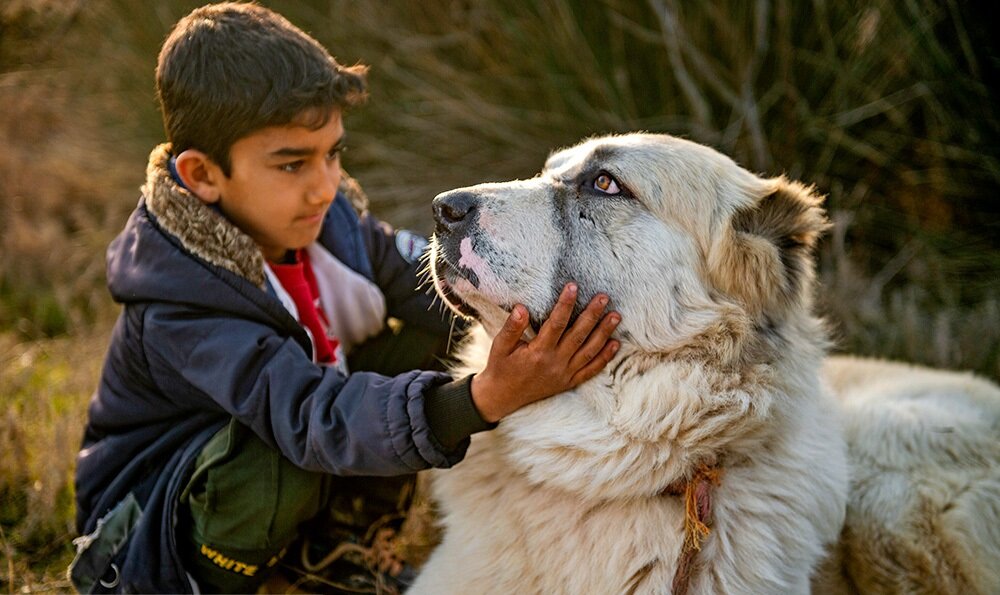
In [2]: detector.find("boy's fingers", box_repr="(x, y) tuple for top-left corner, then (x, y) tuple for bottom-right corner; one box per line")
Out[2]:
(535, 283), (577, 347)
(569, 339), (620, 386)
(492, 305), (530, 355)
(568, 312), (621, 370)
(558, 294), (610, 353)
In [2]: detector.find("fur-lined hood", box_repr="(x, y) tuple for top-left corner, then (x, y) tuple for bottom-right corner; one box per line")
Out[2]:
(107, 143), (373, 312)
(138, 143), (372, 289)
(142, 143), (267, 287)
(104, 145), (287, 327)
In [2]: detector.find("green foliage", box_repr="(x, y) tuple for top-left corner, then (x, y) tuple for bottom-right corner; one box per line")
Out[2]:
(0, 279), (68, 337)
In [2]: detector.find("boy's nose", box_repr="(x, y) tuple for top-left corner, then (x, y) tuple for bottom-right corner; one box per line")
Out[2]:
(310, 166), (340, 204)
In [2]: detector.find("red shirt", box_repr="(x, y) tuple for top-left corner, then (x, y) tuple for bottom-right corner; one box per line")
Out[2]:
(269, 250), (340, 364)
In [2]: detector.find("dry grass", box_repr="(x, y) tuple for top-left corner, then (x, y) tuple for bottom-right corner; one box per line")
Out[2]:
(301, 0), (1000, 377)
(0, 1), (137, 338)
(0, 326), (111, 592)
(0, 0), (997, 589)
(291, 1), (1000, 381)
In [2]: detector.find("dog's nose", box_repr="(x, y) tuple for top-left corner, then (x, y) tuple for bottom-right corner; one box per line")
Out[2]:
(432, 191), (479, 234)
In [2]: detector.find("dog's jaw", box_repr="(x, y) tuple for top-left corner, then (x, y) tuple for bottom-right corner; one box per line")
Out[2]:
(429, 244), (478, 319)
(430, 239), (530, 337)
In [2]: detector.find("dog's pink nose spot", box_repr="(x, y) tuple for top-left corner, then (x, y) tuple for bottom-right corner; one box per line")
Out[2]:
(458, 237), (488, 275)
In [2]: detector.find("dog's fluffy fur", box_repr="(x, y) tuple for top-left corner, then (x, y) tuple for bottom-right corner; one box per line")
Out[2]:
(412, 133), (1000, 594)
(814, 356), (1000, 594)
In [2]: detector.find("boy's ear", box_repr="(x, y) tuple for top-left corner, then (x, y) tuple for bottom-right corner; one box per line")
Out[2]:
(174, 149), (224, 204)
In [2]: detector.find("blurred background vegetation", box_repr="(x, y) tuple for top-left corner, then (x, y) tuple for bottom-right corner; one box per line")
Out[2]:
(1, 0), (997, 589)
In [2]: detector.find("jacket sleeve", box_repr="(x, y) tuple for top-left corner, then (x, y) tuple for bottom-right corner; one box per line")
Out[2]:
(357, 212), (461, 336)
(141, 304), (473, 476)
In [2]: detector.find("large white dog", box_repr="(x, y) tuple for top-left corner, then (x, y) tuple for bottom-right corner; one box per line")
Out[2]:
(412, 133), (1000, 594)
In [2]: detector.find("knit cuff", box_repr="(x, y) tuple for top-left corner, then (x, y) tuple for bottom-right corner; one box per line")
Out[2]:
(424, 375), (497, 452)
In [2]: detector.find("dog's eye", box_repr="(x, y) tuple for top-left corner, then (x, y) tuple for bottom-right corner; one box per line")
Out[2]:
(594, 173), (621, 195)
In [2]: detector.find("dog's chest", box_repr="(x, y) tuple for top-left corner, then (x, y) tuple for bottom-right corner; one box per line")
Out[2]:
(432, 438), (691, 593)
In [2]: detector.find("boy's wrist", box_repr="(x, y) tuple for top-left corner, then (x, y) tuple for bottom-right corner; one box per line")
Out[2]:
(470, 373), (506, 423)
(424, 375), (496, 451)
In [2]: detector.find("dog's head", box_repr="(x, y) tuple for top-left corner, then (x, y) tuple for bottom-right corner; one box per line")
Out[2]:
(428, 133), (830, 497)
(429, 133), (827, 355)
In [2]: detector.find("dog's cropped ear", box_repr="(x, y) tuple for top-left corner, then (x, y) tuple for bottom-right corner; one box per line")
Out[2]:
(708, 177), (829, 318)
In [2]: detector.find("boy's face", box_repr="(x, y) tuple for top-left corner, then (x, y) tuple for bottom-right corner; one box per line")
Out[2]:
(214, 109), (345, 262)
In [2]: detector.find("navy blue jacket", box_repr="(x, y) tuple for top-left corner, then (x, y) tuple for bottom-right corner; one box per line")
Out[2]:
(73, 145), (484, 593)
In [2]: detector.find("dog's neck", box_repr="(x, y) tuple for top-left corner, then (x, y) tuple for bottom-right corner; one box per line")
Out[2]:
(459, 317), (823, 500)
(660, 462), (723, 595)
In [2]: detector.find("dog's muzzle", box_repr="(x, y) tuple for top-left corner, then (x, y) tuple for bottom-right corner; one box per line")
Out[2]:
(430, 189), (481, 318)
(432, 190), (479, 236)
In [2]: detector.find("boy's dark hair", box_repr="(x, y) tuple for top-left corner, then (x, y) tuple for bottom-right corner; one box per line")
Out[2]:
(156, 2), (367, 176)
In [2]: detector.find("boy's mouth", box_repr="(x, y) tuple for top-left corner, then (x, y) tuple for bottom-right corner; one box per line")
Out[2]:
(296, 211), (326, 225)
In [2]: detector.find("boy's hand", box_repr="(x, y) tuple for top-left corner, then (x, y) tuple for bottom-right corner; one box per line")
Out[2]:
(471, 283), (621, 423)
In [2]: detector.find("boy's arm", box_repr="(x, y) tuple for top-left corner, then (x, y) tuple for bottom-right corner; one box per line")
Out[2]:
(356, 212), (455, 335)
(141, 304), (475, 475)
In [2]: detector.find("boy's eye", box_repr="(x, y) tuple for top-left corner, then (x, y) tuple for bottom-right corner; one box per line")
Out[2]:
(280, 161), (304, 173)
(327, 144), (346, 161)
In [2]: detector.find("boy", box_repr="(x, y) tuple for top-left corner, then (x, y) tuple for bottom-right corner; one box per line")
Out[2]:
(71, 3), (620, 593)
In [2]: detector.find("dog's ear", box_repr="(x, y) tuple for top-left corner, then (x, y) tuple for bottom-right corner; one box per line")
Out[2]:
(708, 177), (829, 317)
